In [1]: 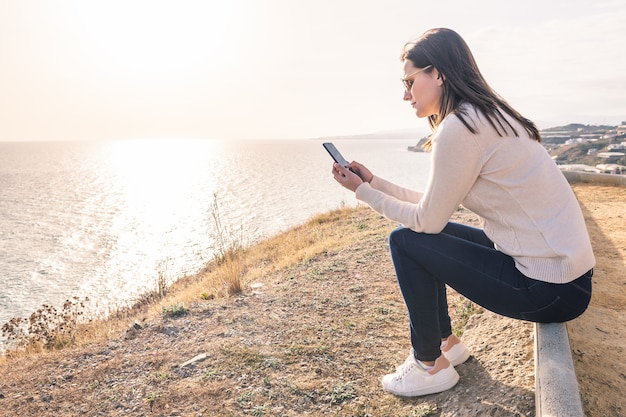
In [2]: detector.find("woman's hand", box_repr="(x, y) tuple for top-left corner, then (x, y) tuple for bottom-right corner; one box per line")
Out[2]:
(347, 161), (374, 184)
(332, 162), (365, 192)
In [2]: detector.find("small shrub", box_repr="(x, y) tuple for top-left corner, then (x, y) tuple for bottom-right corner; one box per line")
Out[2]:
(144, 392), (158, 409)
(222, 253), (243, 295)
(200, 370), (220, 381)
(1, 296), (88, 352)
(237, 390), (253, 404)
(208, 193), (251, 296)
(329, 383), (356, 405)
(149, 368), (172, 384)
(251, 405), (267, 416)
(161, 302), (188, 318)
(406, 404), (438, 417)
(453, 297), (478, 337)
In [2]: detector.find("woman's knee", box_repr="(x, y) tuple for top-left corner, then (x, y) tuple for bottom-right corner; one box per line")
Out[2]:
(388, 226), (404, 243)
(388, 227), (437, 262)
(388, 226), (417, 251)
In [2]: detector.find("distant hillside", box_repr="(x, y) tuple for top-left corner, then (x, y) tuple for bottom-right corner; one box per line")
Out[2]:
(319, 123), (626, 166)
(541, 123), (618, 145)
(541, 123), (626, 166)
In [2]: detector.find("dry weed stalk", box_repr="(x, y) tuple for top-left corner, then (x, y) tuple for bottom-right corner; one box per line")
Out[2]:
(1, 296), (88, 354)
(209, 193), (250, 296)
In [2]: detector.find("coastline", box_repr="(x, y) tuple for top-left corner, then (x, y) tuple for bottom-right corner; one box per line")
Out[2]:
(0, 183), (623, 416)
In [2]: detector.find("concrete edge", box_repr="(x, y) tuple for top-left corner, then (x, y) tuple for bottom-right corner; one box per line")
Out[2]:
(531, 170), (605, 416)
(561, 170), (626, 186)
(534, 322), (585, 417)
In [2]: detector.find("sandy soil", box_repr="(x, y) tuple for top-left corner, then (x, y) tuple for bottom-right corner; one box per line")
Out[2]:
(0, 183), (622, 417)
(567, 184), (626, 417)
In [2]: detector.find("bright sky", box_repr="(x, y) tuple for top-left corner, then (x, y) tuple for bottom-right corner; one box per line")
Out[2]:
(0, 0), (625, 141)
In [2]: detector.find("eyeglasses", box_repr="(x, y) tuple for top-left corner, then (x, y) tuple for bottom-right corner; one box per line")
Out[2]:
(401, 65), (433, 91)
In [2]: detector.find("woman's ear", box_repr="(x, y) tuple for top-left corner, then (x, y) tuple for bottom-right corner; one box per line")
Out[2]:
(436, 71), (444, 86)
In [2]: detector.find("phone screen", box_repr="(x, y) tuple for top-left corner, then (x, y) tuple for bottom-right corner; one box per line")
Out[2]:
(323, 142), (349, 167)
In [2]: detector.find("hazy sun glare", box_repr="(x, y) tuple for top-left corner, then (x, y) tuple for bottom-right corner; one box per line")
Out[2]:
(62, 2), (244, 83)
(0, 0), (624, 141)
(103, 138), (224, 245)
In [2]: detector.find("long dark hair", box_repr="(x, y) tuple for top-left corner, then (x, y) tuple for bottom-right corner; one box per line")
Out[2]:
(402, 28), (540, 150)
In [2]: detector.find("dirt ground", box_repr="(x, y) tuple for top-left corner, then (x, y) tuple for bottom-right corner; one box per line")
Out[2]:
(0, 183), (623, 417)
(567, 184), (626, 417)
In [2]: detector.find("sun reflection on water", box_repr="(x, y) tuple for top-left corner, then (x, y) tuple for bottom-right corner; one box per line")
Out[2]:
(83, 138), (227, 311)
(106, 139), (222, 226)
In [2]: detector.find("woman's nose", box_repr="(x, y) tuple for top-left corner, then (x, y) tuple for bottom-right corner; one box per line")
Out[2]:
(403, 90), (412, 101)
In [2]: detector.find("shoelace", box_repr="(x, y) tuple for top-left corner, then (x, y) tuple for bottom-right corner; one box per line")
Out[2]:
(396, 349), (415, 372)
(394, 355), (418, 380)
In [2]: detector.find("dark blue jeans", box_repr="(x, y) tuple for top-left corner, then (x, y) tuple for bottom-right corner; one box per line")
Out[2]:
(388, 222), (592, 362)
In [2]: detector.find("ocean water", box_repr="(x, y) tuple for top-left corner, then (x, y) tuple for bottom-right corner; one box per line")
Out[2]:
(0, 138), (430, 329)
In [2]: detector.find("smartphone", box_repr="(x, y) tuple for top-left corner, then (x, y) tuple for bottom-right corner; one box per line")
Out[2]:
(323, 142), (349, 167)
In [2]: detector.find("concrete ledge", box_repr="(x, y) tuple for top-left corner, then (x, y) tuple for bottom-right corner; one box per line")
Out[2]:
(534, 322), (585, 417)
(562, 170), (626, 186)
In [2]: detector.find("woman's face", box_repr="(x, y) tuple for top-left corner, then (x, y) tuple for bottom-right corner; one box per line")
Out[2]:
(402, 60), (443, 118)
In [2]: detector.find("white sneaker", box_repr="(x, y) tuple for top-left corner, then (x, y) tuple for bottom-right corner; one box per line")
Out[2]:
(441, 334), (470, 366)
(382, 353), (459, 397)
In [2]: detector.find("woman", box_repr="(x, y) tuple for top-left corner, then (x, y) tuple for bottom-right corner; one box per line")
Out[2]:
(331, 28), (595, 397)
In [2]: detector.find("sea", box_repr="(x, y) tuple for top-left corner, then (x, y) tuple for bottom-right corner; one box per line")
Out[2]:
(0, 138), (431, 333)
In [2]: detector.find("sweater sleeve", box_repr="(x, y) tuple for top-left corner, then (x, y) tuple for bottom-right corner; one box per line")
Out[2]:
(368, 175), (423, 203)
(355, 116), (483, 233)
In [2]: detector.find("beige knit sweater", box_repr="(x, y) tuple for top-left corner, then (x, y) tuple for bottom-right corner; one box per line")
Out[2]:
(355, 105), (595, 284)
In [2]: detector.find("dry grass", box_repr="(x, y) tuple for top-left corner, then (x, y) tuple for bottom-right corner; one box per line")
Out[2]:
(2, 184), (620, 416)
(1, 201), (368, 357)
(14, 180), (626, 417)
(4, 206), (394, 354)
(0, 204), (504, 416)
(157, 207), (387, 313)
